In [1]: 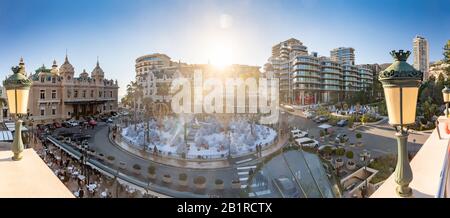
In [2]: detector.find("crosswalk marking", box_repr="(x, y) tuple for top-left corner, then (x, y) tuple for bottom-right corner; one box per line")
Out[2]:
(238, 171), (249, 175)
(254, 189), (272, 196)
(239, 177), (248, 182)
(235, 158), (252, 164)
(237, 165), (256, 170)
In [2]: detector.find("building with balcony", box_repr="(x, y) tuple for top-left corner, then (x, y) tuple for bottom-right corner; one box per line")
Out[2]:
(265, 38), (373, 105)
(21, 56), (119, 124)
(331, 47), (355, 65)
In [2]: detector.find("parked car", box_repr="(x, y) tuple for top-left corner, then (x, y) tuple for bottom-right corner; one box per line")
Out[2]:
(88, 119), (97, 127)
(336, 119), (348, 127)
(106, 118), (114, 123)
(295, 137), (319, 148)
(305, 112), (316, 119)
(45, 124), (55, 130)
(53, 122), (62, 128)
(65, 120), (79, 127)
(292, 130), (308, 139)
(272, 176), (301, 198)
(316, 116), (329, 123)
(335, 134), (349, 143)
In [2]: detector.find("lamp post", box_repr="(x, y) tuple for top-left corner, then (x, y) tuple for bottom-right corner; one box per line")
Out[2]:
(442, 86), (450, 117)
(379, 50), (422, 197)
(3, 59), (32, 161)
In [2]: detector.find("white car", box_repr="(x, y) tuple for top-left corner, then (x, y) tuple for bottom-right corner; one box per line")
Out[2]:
(295, 137), (319, 148)
(66, 121), (79, 127)
(292, 131), (308, 139)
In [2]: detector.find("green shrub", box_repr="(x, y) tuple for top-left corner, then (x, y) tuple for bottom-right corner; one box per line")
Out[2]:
(179, 173), (187, 181)
(346, 151), (354, 159)
(335, 148), (346, 156)
(133, 164), (141, 170)
(215, 179), (224, 185)
(356, 132), (362, 139)
(194, 176), (206, 184)
(148, 165), (156, 174)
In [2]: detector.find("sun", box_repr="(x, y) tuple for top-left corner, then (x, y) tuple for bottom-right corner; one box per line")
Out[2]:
(209, 43), (233, 69)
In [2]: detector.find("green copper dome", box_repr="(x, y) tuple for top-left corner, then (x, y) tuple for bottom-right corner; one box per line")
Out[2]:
(378, 50), (423, 87)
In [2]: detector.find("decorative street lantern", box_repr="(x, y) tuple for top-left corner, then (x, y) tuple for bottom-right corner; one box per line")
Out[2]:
(3, 59), (32, 161)
(442, 86), (450, 117)
(379, 50), (422, 197)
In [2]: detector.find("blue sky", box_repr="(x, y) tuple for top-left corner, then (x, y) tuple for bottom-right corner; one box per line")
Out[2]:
(1, 0), (449, 97)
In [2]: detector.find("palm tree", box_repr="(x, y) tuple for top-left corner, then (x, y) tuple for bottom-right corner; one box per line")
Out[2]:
(142, 97), (154, 143)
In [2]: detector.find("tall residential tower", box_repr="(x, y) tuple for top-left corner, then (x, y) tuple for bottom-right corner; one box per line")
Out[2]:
(413, 35), (429, 80)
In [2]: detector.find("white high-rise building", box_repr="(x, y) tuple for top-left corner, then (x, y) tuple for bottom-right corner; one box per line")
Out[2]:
(413, 35), (429, 80)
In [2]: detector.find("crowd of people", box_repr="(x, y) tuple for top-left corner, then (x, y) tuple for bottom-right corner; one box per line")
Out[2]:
(32, 129), (160, 198)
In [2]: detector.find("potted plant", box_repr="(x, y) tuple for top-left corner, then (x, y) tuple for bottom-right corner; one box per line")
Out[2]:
(346, 151), (356, 170)
(147, 165), (156, 180)
(355, 132), (363, 146)
(231, 179), (241, 189)
(132, 164), (141, 175)
(215, 179), (224, 190)
(193, 176), (206, 189)
(97, 153), (105, 161)
(178, 173), (188, 187)
(119, 162), (127, 170)
(163, 174), (172, 184)
(106, 156), (115, 164)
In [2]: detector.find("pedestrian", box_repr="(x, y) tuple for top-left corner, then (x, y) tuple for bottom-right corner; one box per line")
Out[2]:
(79, 189), (84, 198)
(248, 168), (254, 176)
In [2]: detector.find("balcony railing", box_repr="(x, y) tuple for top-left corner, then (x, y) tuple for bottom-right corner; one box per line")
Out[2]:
(371, 116), (450, 198)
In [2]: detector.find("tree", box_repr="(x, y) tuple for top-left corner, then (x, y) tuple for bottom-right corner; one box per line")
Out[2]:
(346, 151), (354, 159)
(444, 40), (450, 63)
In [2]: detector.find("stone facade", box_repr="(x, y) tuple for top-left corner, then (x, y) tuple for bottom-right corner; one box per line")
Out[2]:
(22, 56), (119, 124)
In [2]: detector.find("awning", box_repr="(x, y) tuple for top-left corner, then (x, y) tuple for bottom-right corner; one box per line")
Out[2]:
(4, 122), (28, 132)
(0, 131), (13, 141)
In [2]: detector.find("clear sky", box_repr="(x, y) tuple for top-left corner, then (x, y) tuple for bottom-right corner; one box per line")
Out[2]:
(1, 0), (449, 98)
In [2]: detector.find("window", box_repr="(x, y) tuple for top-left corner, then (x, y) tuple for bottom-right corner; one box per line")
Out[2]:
(103, 105), (106, 111)
(40, 90), (45, 99)
(74, 90), (78, 98)
(91, 90), (94, 98)
(52, 107), (56, 115)
(40, 109), (45, 116)
(110, 91), (113, 98)
(41, 77), (45, 83)
(99, 91), (102, 97)
(52, 77), (56, 83)
(82, 90), (86, 98)
(110, 105), (112, 110)
(51, 90), (56, 99)
(67, 90), (71, 98)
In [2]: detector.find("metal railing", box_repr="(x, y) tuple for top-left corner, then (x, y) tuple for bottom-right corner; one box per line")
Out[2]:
(436, 141), (450, 198)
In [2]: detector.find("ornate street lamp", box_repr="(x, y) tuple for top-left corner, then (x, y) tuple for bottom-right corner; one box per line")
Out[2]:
(442, 86), (450, 117)
(379, 50), (422, 197)
(3, 60), (32, 161)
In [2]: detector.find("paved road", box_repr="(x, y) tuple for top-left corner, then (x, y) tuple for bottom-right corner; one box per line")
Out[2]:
(283, 108), (430, 159)
(54, 123), (241, 197)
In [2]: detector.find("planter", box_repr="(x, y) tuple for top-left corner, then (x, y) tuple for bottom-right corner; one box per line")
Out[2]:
(119, 162), (126, 170)
(147, 166), (156, 180)
(335, 158), (344, 168)
(215, 179), (224, 190)
(231, 180), (241, 189)
(193, 176), (206, 189)
(178, 173), (188, 187)
(163, 174), (172, 184)
(132, 164), (141, 175)
(106, 156), (115, 164)
(346, 160), (356, 170)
